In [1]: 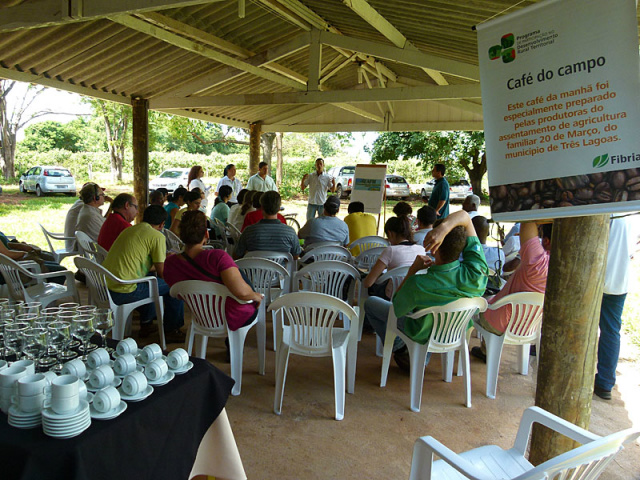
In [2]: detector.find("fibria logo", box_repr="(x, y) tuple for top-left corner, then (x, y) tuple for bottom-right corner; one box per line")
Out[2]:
(488, 33), (516, 63)
(593, 154), (609, 168)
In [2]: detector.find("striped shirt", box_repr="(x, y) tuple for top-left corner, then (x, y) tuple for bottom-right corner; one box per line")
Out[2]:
(235, 219), (301, 258)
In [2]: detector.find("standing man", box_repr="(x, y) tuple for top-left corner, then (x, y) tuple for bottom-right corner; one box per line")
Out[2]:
(428, 163), (450, 218)
(594, 216), (635, 400)
(301, 158), (336, 222)
(246, 161), (278, 192)
(216, 164), (243, 205)
(97, 193), (138, 251)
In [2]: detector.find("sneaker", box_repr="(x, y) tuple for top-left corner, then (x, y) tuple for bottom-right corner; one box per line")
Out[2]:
(593, 385), (612, 400)
(139, 323), (154, 338)
(165, 329), (186, 344)
(393, 346), (410, 373)
(471, 346), (486, 363)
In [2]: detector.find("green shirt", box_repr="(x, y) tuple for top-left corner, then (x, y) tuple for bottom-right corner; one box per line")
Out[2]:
(428, 177), (450, 218)
(392, 236), (488, 344)
(103, 222), (166, 293)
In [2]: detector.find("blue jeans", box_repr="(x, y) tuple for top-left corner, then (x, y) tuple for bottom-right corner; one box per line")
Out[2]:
(306, 204), (324, 222)
(110, 278), (184, 332)
(595, 293), (627, 391)
(364, 296), (406, 352)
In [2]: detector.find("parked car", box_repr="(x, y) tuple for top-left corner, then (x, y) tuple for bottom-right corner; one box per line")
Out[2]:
(327, 165), (355, 198)
(420, 179), (436, 198)
(420, 178), (472, 201)
(385, 175), (411, 199)
(19, 166), (76, 197)
(149, 168), (190, 193)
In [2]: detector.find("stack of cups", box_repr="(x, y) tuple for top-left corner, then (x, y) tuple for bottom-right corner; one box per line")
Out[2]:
(12, 373), (50, 413)
(47, 375), (81, 414)
(0, 366), (29, 413)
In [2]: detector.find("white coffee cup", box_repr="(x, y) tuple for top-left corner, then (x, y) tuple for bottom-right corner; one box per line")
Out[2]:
(0, 360), (8, 372)
(0, 365), (29, 387)
(145, 358), (168, 381)
(113, 353), (137, 376)
(167, 349), (189, 370)
(87, 348), (111, 369)
(49, 375), (80, 414)
(89, 365), (115, 389)
(62, 358), (87, 379)
(17, 373), (48, 397)
(12, 392), (45, 413)
(42, 371), (57, 384)
(116, 338), (138, 356)
(122, 371), (148, 396)
(12, 360), (36, 375)
(93, 385), (120, 413)
(78, 381), (88, 401)
(140, 343), (162, 364)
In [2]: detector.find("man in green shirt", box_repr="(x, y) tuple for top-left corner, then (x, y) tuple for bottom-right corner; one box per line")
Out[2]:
(427, 163), (450, 218)
(364, 210), (488, 371)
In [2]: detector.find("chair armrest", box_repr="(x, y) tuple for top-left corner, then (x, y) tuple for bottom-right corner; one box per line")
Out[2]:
(410, 436), (493, 480)
(48, 232), (76, 241)
(487, 296), (514, 310)
(18, 260), (42, 274)
(513, 406), (600, 455)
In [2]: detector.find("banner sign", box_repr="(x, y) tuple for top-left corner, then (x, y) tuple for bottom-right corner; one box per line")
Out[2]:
(477, 0), (640, 221)
(350, 164), (387, 214)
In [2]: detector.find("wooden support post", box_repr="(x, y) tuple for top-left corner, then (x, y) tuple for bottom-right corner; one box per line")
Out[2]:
(275, 132), (283, 187)
(529, 214), (610, 465)
(249, 122), (261, 175)
(132, 97), (149, 223)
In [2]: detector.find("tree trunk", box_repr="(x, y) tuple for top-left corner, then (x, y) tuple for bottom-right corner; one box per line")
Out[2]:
(529, 214), (609, 465)
(249, 122), (261, 175)
(275, 132), (283, 187)
(462, 151), (486, 197)
(261, 132), (276, 173)
(132, 98), (149, 224)
(0, 90), (16, 179)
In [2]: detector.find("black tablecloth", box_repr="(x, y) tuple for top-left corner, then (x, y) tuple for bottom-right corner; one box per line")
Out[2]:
(0, 355), (235, 480)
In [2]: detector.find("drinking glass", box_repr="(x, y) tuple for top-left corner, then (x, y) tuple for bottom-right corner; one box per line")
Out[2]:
(15, 313), (38, 325)
(0, 317), (14, 359)
(72, 315), (95, 361)
(94, 309), (114, 353)
(4, 322), (30, 360)
(19, 302), (41, 316)
(0, 298), (10, 312)
(77, 305), (97, 314)
(22, 328), (48, 368)
(58, 302), (80, 312)
(57, 311), (80, 349)
(48, 321), (72, 372)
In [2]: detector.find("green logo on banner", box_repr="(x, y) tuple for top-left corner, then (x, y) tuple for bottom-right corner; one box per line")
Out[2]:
(592, 154), (609, 168)
(489, 33), (516, 63)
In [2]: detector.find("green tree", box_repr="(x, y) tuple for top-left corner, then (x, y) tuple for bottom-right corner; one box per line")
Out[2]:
(368, 131), (486, 194)
(21, 119), (86, 152)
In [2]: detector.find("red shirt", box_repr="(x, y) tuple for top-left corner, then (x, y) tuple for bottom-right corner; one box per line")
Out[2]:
(98, 212), (131, 251)
(241, 208), (286, 231)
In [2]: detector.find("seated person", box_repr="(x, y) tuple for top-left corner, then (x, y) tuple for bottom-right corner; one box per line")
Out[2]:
(363, 215), (425, 300)
(343, 201), (377, 255)
(393, 201), (415, 228)
(76, 183), (109, 241)
(164, 187), (187, 230)
(413, 205), (437, 246)
(305, 196), (349, 247)
(242, 192), (286, 231)
(462, 195), (481, 219)
(149, 190), (165, 206)
(0, 231), (67, 285)
(471, 216), (505, 274)
(472, 221), (551, 355)
(364, 210), (488, 371)
(64, 182), (112, 250)
(164, 210), (262, 333)
(97, 193), (138, 251)
(170, 190), (202, 236)
(227, 189), (249, 231)
(234, 191), (301, 260)
(102, 205), (185, 343)
(210, 185), (233, 238)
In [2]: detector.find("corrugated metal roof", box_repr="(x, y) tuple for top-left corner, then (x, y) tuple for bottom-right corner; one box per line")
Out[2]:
(0, 0), (636, 132)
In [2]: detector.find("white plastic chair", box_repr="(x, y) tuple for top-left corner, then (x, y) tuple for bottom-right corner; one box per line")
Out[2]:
(170, 280), (265, 396)
(408, 405), (639, 480)
(304, 241), (342, 251)
(244, 251), (296, 292)
(236, 257), (290, 352)
(348, 235), (389, 256)
(353, 246), (386, 271)
(268, 292), (357, 420)
(381, 297), (488, 412)
(0, 253), (79, 308)
(474, 292), (545, 399)
(39, 223), (78, 263)
(298, 245), (353, 266)
(74, 257), (166, 349)
(163, 228), (184, 254)
(213, 218), (233, 255)
(75, 230), (108, 264)
(358, 265), (410, 343)
(227, 223), (242, 244)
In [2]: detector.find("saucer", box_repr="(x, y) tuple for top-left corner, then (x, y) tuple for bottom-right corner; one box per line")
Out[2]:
(169, 361), (194, 375)
(118, 385), (154, 402)
(42, 399), (90, 421)
(90, 400), (127, 420)
(86, 377), (122, 392)
(147, 371), (175, 386)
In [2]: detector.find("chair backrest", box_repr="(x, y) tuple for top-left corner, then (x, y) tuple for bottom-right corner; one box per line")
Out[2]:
(354, 246), (386, 271)
(235, 257), (289, 302)
(227, 223), (242, 243)
(304, 241), (342, 251)
(407, 297), (488, 354)
(349, 235), (389, 253)
(293, 260), (360, 303)
(169, 280), (236, 334)
(0, 254), (28, 301)
(490, 292), (545, 345)
(244, 250), (295, 279)
(75, 230), (104, 262)
(73, 256), (114, 309)
(376, 265), (410, 297)
(300, 245), (352, 264)
(39, 223), (65, 255)
(517, 429), (640, 480)
(163, 228), (184, 254)
(268, 292), (357, 356)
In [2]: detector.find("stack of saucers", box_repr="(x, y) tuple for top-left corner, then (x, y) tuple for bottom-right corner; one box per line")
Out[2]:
(42, 400), (91, 439)
(8, 405), (42, 429)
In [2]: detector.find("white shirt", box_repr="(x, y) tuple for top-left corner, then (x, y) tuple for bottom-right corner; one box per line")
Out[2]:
(76, 204), (105, 242)
(413, 228), (432, 246)
(482, 244), (506, 274)
(604, 217), (634, 295)
(468, 211), (479, 219)
(304, 172), (333, 206)
(189, 178), (209, 211)
(216, 176), (243, 203)
(246, 173), (277, 192)
(64, 199), (84, 249)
